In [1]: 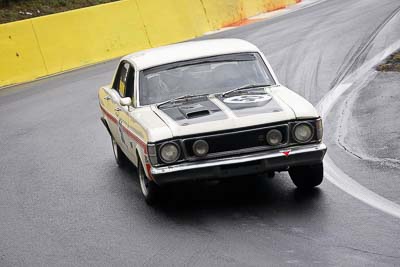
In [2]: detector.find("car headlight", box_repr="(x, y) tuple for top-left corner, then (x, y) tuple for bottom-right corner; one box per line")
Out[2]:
(293, 123), (313, 143)
(160, 142), (180, 163)
(193, 140), (209, 157)
(266, 129), (283, 146)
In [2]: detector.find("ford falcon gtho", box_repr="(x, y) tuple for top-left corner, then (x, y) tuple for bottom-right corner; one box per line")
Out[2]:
(99, 38), (327, 204)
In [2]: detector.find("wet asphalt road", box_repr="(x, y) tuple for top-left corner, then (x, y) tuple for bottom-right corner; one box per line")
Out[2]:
(1, 0), (400, 266)
(327, 71), (400, 205)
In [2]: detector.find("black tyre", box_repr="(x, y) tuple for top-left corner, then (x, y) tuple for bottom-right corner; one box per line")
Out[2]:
(289, 163), (324, 189)
(111, 138), (129, 167)
(138, 160), (160, 205)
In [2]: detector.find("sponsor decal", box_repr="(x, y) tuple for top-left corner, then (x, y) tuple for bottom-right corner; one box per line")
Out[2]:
(280, 149), (291, 157)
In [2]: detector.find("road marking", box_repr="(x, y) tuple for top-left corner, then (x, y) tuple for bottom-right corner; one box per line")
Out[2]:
(317, 40), (400, 219)
(324, 155), (400, 218)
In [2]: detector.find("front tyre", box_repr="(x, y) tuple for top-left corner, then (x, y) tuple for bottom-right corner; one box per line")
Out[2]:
(289, 163), (324, 189)
(111, 138), (129, 167)
(138, 161), (160, 205)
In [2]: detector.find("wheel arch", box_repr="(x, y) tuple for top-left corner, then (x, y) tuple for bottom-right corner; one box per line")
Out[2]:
(136, 146), (153, 181)
(101, 117), (112, 137)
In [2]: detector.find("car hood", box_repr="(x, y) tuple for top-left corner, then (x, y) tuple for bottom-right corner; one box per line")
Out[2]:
(150, 85), (319, 138)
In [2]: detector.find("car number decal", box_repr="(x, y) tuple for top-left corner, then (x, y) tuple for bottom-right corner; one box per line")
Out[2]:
(118, 119), (127, 147)
(223, 94), (272, 104)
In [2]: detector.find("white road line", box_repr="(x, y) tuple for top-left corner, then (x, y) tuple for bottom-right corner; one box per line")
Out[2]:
(324, 155), (400, 218)
(317, 40), (400, 219)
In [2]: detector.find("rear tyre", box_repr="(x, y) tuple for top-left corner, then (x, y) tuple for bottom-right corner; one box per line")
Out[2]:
(138, 161), (160, 205)
(111, 138), (129, 167)
(289, 163), (324, 189)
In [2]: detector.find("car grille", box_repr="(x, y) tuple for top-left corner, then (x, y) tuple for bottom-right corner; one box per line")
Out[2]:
(182, 124), (290, 160)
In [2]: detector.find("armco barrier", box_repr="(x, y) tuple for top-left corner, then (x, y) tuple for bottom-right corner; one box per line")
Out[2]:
(0, 0), (300, 87)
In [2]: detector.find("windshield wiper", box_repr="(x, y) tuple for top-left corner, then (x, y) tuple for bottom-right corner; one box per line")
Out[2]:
(221, 84), (272, 97)
(157, 93), (209, 108)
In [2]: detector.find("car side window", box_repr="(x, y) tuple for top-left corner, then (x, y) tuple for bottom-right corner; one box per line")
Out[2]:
(125, 66), (135, 99)
(116, 62), (130, 97)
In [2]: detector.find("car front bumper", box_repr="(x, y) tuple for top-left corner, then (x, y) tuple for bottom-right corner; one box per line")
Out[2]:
(150, 143), (327, 185)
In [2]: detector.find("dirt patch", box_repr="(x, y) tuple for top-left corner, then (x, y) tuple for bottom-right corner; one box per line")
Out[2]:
(376, 50), (400, 72)
(0, 0), (118, 24)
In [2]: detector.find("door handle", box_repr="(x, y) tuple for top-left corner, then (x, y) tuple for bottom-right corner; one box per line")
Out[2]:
(104, 96), (111, 100)
(114, 107), (121, 112)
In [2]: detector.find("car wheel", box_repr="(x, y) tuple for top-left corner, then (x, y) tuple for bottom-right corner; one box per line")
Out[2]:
(289, 163), (323, 189)
(111, 138), (129, 167)
(138, 160), (160, 205)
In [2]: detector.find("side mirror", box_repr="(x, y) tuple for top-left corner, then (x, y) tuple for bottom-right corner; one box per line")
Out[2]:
(120, 97), (132, 107)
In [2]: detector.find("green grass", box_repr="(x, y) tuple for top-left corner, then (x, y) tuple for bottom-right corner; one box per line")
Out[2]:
(0, 0), (118, 24)
(377, 50), (400, 72)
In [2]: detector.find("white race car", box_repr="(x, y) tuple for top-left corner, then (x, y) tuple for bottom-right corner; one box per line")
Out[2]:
(98, 38), (327, 204)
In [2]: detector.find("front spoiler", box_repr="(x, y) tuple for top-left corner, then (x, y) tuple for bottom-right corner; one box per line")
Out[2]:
(150, 143), (327, 185)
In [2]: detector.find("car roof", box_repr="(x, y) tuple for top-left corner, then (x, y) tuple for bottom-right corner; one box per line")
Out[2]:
(122, 38), (261, 70)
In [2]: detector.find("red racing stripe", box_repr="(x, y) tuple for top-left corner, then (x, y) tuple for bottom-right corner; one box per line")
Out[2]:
(100, 104), (118, 124)
(145, 163), (154, 180)
(122, 126), (148, 154)
(100, 104), (147, 154)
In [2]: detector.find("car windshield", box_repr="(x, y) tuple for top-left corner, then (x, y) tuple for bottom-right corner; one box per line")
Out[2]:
(139, 53), (275, 105)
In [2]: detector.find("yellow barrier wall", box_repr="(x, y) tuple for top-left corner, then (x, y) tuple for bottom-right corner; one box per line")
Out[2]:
(242, 0), (293, 18)
(0, 0), (300, 87)
(201, 0), (242, 29)
(32, 0), (149, 74)
(136, 0), (210, 47)
(0, 20), (47, 86)
(179, 0), (212, 37)
(242, 0), (265, 18)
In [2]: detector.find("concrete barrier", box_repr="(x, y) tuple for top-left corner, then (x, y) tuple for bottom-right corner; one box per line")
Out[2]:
(32, 0), (150, 75)
(0, 20), (47, 86)
(201, 0), (243, 29)
(0, 0), (300, 87)
(136, 0), (211, 47)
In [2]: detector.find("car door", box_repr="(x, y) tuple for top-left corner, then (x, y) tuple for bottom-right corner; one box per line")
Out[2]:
(117, 64), (136, 160)
(125, 67), (143, 166)
(109, 61), (133, 152)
